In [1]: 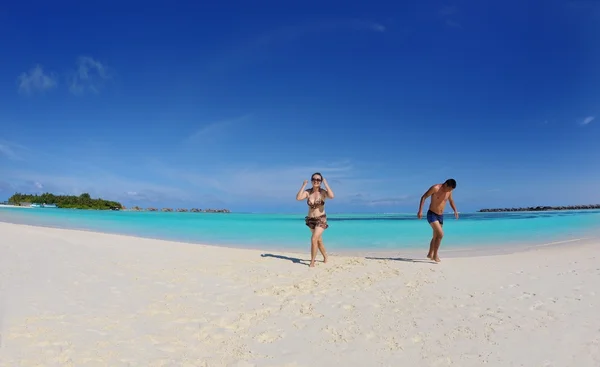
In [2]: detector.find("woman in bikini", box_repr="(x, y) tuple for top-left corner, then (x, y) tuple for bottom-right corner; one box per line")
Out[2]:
(295, 172), (335, 267)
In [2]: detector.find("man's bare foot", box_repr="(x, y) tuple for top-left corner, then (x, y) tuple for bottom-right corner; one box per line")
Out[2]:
(433, 256), (441, 263)
(427, 253), (433, 259)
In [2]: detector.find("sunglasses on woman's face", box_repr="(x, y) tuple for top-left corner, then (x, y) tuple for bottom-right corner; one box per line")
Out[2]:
(312, 178), (322, 182)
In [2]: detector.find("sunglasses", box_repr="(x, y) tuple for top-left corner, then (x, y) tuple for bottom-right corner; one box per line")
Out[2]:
(311, 178), (322, 182)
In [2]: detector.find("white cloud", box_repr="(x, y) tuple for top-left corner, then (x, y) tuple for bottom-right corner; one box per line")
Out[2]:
(581, 116), (595, 125)
(445, 20), (462, 28)
(68, 56), (110, 95)
(345, 193), (415, 207)
(4, 159), (428, 210)
(438, 5), (462, 28)
(17, 65), (58, 95)
(205, 19), (386, 74)
(184, 114), (252, 145)
(2, 138), (426, 209)
(151, 158), (403, 207)
(371, 23), (386, 32)
(0, 144), (18, 160)
(267, 19), (387, 41)
(438, 6), (457, 17)
(0, 140), (27, 161)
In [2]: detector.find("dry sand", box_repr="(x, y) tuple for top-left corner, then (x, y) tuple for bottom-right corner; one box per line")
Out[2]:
(0, 222), (598, 366)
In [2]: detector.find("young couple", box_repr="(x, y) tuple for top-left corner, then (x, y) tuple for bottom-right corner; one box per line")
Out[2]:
(296, 173), (458, 267)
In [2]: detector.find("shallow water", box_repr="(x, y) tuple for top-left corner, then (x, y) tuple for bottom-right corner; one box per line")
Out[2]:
(1, 207), (599, 252)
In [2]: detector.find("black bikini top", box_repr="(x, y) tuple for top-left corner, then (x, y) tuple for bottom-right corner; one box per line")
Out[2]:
(306, 189), (326, 209)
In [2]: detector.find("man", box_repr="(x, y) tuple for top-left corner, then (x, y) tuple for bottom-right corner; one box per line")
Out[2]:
(417, 178), (458, 262)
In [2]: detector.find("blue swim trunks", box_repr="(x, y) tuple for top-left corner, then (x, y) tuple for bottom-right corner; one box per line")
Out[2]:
(426, 210), (444, 225)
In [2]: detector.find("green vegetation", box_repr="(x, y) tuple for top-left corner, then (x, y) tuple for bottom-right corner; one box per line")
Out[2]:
(8, 192), (123, 210)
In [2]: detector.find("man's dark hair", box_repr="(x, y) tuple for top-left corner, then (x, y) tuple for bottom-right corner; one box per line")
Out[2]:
(444, 178), (457, 189)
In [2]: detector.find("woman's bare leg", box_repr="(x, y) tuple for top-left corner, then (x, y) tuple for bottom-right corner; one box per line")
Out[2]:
(310, 227), (325, 267)
(317, 235), (328, 263)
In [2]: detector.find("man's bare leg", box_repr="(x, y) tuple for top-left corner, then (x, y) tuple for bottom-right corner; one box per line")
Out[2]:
(429, 221), (444, 262)
(427, 237), (434, 259)
(432, 236), (442, 262)
(317, 236), (328, 263)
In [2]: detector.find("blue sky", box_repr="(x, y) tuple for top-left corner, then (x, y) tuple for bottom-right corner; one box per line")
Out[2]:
(1, 0), (599, 213)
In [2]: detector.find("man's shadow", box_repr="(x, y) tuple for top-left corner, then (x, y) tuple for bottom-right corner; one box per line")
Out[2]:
(365, 256), (435, 264)
(260, 253), (312, 266)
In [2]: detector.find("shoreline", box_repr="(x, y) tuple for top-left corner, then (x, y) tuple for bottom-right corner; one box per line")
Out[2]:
(0, 204), (32, 209)
(1, 220), (597, 260)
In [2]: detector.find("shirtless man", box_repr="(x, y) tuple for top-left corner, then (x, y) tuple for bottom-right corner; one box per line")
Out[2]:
(417, 179), (458, 262)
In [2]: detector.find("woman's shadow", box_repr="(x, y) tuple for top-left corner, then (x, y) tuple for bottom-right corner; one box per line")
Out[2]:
(260, 253), (313, 266)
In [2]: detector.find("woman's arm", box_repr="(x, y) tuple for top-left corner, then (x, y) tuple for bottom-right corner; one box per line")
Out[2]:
(322, 178), (335, 199)
(296, 180), (310, 200)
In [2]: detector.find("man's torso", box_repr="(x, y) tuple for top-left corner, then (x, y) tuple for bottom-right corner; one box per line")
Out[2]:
(428, 184), (450, 215)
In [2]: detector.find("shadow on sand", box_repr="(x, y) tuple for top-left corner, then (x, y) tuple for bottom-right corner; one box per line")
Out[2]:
(365, 256), (435, 264)
(260, 253), (313, 266)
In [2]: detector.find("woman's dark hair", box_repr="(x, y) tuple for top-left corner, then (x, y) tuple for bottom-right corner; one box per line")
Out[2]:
(311, 172), (323, 180)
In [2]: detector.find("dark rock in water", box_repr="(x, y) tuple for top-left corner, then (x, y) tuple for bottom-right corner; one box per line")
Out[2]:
(478, 204), (600, 212)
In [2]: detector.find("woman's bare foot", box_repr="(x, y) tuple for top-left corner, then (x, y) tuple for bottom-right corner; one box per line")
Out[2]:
(427, 253), (433, 260)
(323, 255), (328, 263)
(309, 261), (316, 268)
(433, 256), (441, 263)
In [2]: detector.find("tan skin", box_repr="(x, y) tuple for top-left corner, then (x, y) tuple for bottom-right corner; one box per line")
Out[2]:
(417, 183), (458, 263)
(295, 174), (335, 267)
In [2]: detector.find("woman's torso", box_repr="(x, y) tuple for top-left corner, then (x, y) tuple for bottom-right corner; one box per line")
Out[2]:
(306, 188), (326, 217)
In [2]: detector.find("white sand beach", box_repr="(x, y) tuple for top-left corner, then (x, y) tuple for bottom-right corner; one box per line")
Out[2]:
(0, 222), (598, 366)
(0, 204), (31, 209)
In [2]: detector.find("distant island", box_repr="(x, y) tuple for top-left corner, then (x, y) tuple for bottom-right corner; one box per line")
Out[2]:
(478, 204), (600, 212)
(6, 192), (231, 213)
(9, 192), (123, 210)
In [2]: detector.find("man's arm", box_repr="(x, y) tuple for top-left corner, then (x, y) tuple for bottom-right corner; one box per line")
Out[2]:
(448, 192), (458, 218)
(418, 185), (436, 216)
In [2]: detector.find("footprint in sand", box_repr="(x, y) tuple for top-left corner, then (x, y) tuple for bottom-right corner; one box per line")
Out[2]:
(228, 361), (257, 367)
(255, 330), (284, 343)
(517, 292), (535, 299)
(323, 325), (347, 343)
(529, 301), (545, 311)
(299, 303), (314, 315)
(411, 335), (423, 343)
(363, 331), (376, 340)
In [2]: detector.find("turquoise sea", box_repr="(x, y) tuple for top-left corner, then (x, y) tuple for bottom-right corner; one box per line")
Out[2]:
(1, 207), (599, 252)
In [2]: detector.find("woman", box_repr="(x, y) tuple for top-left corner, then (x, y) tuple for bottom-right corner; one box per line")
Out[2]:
(295, 172), (335, 267)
